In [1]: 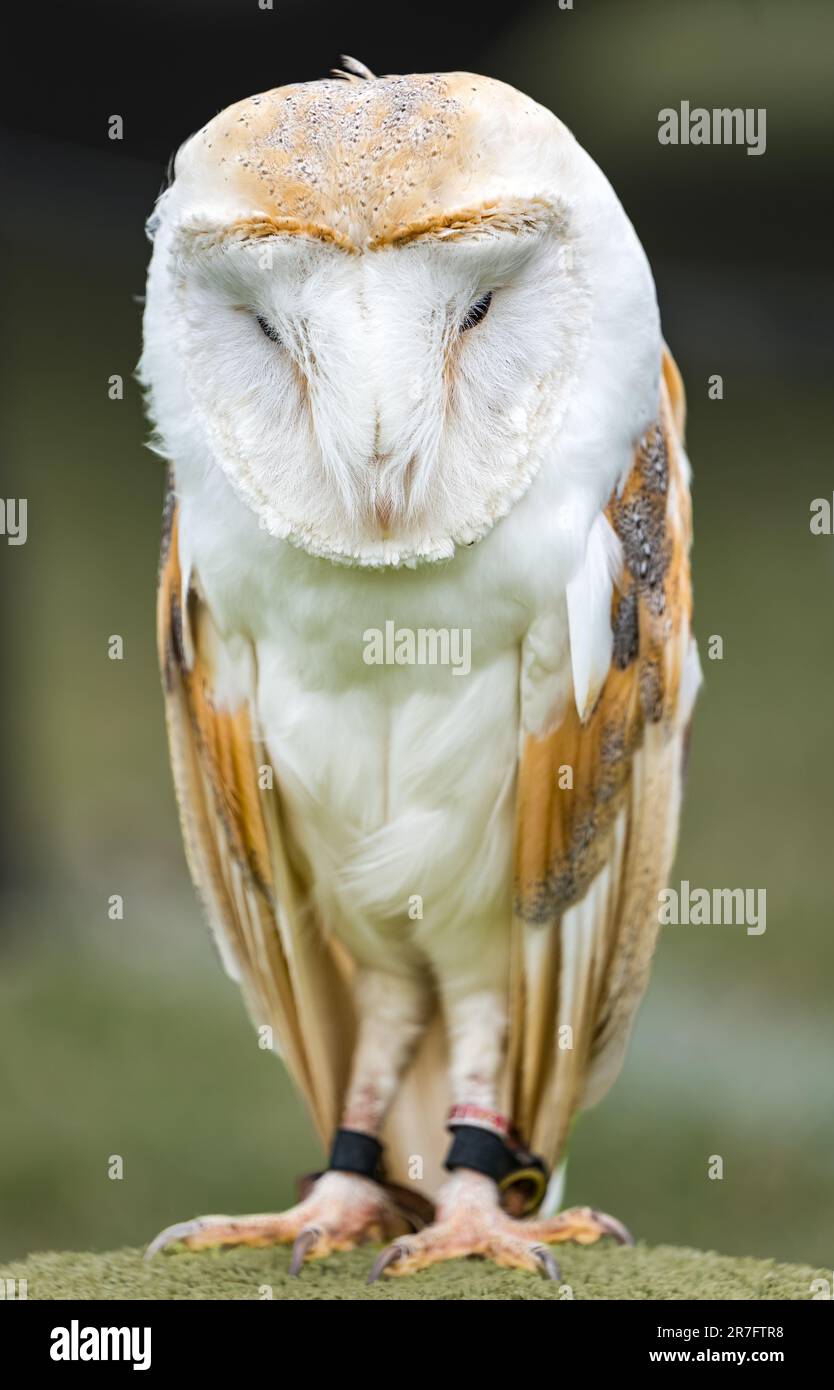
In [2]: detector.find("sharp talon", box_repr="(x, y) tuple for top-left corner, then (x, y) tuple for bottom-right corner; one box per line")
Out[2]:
(592, 1210), (635, 1247)
(144, 1219), (204, 1261)
(533, 1245), (561, 1282)
(367, 1243), (405, 1283)
(289, 1226), (321, 1276)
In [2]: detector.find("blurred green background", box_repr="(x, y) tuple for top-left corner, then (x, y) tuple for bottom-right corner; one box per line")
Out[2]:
(1, 0), (832, 1268)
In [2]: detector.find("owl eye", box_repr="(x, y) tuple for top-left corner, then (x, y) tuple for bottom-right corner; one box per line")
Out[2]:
(460, 291), (493, 333)
(256, 314), (282, 345)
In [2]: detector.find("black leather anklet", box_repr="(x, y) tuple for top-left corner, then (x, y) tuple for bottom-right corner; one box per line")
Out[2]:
(328, 1128), (383, 1181)
(444, 1123), (550, 1215)
(444, 1124), (520, 1183)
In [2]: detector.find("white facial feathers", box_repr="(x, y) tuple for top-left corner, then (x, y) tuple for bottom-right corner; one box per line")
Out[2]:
(141, 72), (661, 568)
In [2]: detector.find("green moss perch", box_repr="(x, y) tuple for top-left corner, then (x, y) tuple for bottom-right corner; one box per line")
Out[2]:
(1, 1243), (824, 1300)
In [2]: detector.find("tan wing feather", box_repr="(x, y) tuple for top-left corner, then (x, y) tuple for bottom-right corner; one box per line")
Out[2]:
(157, 489), (355, 1146)
(508, 348), (699, 1171)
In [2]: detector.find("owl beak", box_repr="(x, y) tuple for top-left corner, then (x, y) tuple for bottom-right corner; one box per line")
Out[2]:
(370, 454), (392, 531)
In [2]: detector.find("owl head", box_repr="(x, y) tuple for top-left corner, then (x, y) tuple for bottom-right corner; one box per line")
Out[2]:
(141, 64), (659, 566)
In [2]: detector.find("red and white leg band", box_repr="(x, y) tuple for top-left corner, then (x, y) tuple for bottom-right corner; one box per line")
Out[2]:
(446, 1104), (512, 1139)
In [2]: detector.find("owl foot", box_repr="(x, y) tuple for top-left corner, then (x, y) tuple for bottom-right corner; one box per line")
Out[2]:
(144, 1170), (409, 1269)
(368, 1171), (632, 1281)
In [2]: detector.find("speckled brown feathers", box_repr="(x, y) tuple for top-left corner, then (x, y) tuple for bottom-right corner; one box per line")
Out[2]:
(508, 348), (697, 1164)
(515, 348), (693, 925)
(174, 73), (563, 254)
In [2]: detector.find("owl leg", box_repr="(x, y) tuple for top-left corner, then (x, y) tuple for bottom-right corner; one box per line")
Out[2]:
(368, 988), (631, 1281)
(146, 969), (432, 1266)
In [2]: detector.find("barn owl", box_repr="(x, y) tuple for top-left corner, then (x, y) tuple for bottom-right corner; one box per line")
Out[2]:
(141, 58), (700, 1282)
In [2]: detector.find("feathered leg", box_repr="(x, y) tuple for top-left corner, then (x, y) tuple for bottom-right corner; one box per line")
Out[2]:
(146, 969), (432, 1266)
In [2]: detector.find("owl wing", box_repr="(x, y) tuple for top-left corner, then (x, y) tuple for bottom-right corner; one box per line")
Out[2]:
(507, 348), (700, 1174)
(157, 486), (355, 1147)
